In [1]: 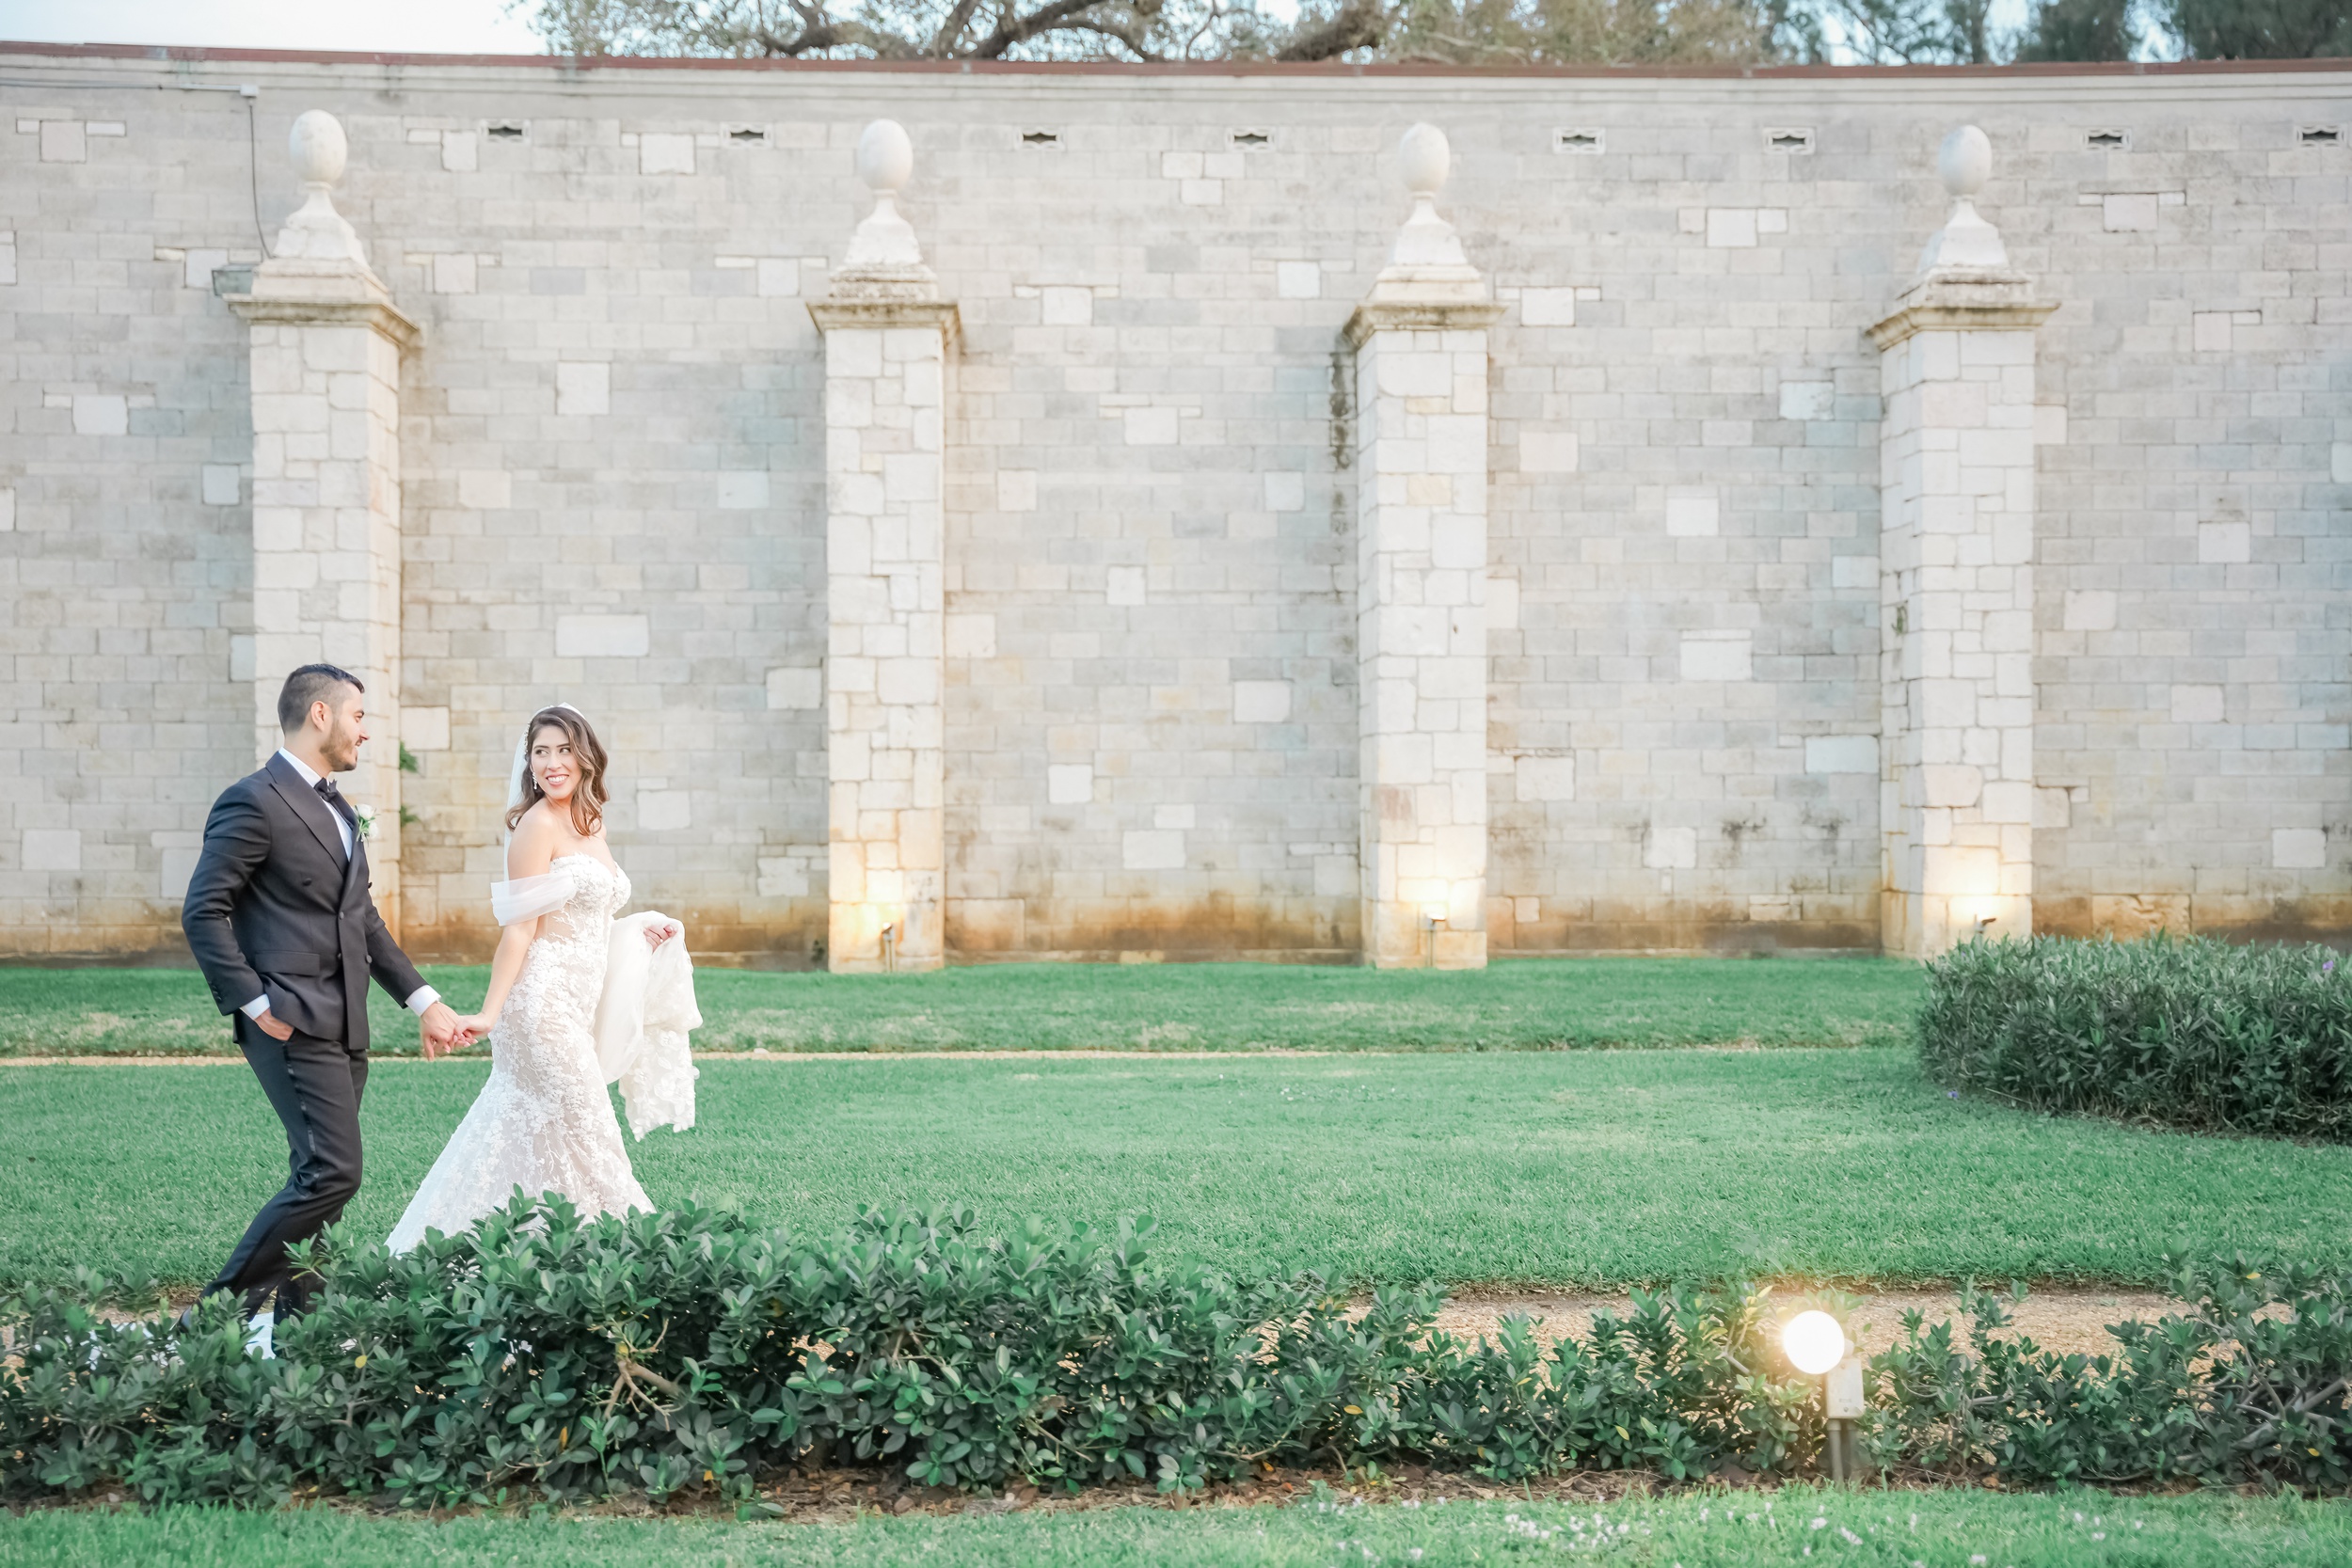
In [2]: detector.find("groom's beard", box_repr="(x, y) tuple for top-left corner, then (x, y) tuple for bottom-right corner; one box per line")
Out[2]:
(325, 721), (362, 772)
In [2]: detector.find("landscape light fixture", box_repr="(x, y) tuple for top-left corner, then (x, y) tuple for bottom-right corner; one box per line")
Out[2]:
(1422, 904), (1448, 969)
(880, 921), (898, 974)
(1783, 1310), (1865, 1481)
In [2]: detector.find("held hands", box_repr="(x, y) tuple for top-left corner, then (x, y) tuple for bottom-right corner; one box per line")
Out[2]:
(419, 1000), (476, 1061)
(644, 919), (681, 952)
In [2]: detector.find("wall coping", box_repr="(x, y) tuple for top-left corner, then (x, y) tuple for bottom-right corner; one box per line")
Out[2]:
(6, 40), (2352, 79)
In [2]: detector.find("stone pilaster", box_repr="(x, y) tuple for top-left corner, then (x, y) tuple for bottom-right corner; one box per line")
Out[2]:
(1869, 127), (2056, 958)
(1344, 125), (1502, 970)
(808, 121), (957, 974)
(224, 111), (419, 925)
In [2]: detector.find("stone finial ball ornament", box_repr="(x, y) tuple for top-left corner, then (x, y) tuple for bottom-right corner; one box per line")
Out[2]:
(856, 119), (914, 194)
(288, 110), (348, 187)
(1399, 122), (1450, 197)
(1938, 124), (1992, 198)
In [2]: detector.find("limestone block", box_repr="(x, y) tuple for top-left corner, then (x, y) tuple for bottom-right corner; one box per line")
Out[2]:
(1665, 491), (1719, 537)
(717, 471), (769, 510)
(1805, 736), (1878, 775)
(1680, 632), (1752, 682)
(160, 847), (201, 901)
(2169, 686), (2224, 724)
(72, 396), (129, 436)
(639, 133), (694, 174)
(1706, 209), (1757, 247)
(40, 119), (85, 163)
(555, 362), (609, 416)
(1518, 432), (1578, 473)
(1123, 830), (1184, 869)
(2197, 519), (2249, 563)
(1645, 826), (1697, 870)
(638, 787), (691, 832)
(1233, 682), (1291, 723)
(1516, 755), (1574, 801)
(945, 613), (996, 658)
(554, 614), (650, 657)
(1041, 285), (1091, 325)
(404, 706), (451, 751)
(1124, 407), (1179, 445)
(2062, 591), (2116, 632)
(1779, 382), (1835, 420)
(757, 857), (812, 898)
(22, 829), (81, 871)
(767, 668), (821, 709)
(457, 470), (511, 509)
(2274, 829), (2327, 870)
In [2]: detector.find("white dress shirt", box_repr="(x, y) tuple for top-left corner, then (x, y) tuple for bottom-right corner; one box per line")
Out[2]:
(242, 748), (441, 1025)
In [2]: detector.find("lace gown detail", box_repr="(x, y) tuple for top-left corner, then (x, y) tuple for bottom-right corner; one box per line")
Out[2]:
(388, 856), (653, 1251)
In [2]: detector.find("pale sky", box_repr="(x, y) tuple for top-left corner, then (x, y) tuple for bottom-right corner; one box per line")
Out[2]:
(0, 0), (2103, 62)
(0, 0), (547, 54)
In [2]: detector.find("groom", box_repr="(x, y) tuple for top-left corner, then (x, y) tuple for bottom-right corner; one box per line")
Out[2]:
(182, 664), (465, 1322)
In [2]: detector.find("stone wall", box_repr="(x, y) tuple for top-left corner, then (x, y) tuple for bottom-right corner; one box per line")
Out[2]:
(1, 44), (2345, 965)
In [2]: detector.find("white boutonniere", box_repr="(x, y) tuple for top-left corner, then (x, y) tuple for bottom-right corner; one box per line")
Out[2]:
(354, 803), (377, 840)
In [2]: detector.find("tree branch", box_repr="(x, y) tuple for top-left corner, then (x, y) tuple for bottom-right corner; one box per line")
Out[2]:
(970, 0), (1142, 58)
(1275, 0), (1388, 62)
(927, 0), (989, 55)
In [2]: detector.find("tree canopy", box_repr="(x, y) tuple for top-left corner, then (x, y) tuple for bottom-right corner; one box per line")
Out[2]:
(508, 0), (2352, 64)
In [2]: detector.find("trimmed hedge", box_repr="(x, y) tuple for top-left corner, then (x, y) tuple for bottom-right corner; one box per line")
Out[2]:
(1918, 934), (2352, 1138)
(3, 1198), (2347, 1507)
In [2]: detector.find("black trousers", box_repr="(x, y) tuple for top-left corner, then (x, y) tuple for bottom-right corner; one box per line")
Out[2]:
(205, 1018), (369, 1317)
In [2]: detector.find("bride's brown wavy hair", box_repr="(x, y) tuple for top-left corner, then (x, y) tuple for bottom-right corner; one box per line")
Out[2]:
(506, 705), (610, 838)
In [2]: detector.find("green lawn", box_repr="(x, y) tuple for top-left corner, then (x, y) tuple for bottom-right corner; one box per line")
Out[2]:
(7, 1049), (2346, 1291)
(6, 1489), (2348, 1567)
(0, 958), (1923, 1057)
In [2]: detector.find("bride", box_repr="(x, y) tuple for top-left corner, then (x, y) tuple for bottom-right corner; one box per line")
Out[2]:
(388, 704), (697, 1253)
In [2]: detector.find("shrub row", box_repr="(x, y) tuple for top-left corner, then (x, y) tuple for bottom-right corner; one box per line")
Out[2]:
(3, 1198), (2346, 1508)
(1917, 934), (2352, 1138)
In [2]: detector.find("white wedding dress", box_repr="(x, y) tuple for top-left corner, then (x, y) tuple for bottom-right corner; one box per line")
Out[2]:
(388, 853), (683, 1252)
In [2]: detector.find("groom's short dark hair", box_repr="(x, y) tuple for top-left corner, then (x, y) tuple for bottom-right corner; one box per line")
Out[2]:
(277, 664), (364, 734)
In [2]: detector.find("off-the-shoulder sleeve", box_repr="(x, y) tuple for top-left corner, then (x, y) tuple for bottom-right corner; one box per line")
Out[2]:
(490, 865), (574, 927)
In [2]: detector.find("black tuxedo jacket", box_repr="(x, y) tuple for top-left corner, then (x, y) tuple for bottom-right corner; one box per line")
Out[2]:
(181, 752), (427, 1053)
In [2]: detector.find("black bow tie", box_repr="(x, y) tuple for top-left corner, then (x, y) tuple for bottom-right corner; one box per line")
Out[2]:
(314, 777), (358, 832)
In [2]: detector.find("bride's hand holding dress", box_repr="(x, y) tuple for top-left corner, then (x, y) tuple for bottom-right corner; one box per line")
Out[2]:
(449, 907), (677, 1043)
(452, 913), (674, 1040)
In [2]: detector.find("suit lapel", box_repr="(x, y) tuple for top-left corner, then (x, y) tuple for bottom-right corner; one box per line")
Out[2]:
(266, 753), (349, 868)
